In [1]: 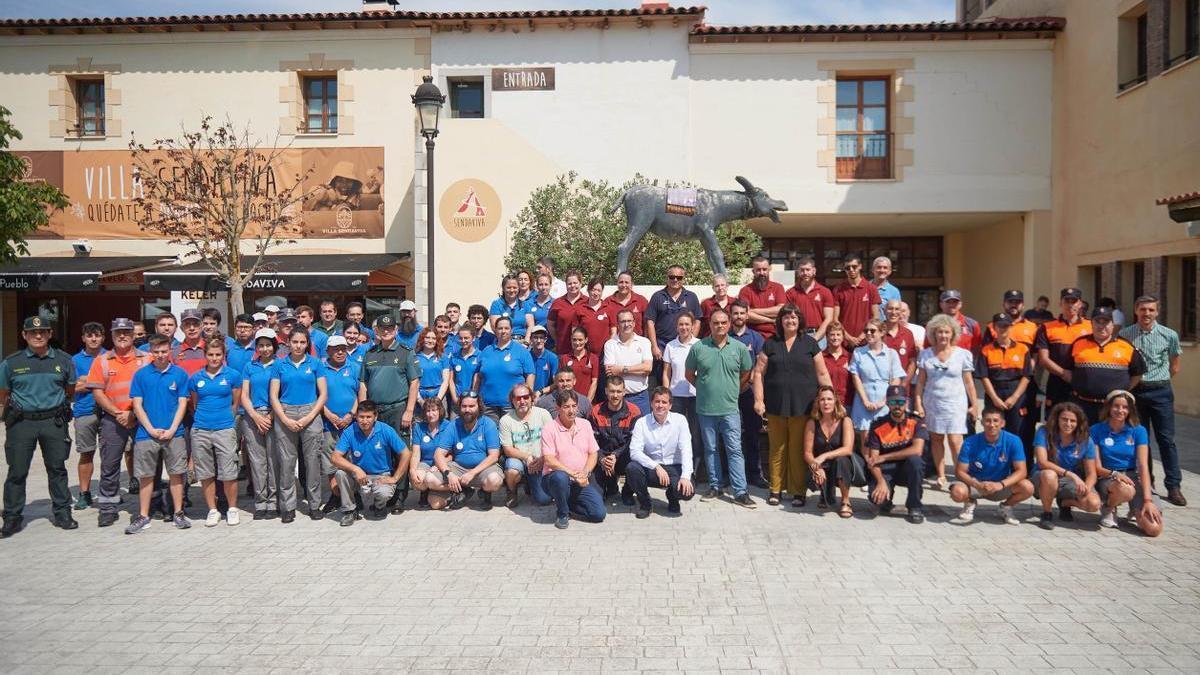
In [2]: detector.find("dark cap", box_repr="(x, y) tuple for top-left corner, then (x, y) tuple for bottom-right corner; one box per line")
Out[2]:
(22, 316), (51, 331)
(940, 289), (962, 302)
(1003, 289), (1024, 302)
(276, 308), (297, 323)
(1060, 287), (1082, 300)
(991, 312), (1013, 328)
(374, 314), (397, 328)
(885, 384), (908, 401)
(180, 308), (203, 323)
(1091, 306), (1114, 321)
(110, 318), (135, 331)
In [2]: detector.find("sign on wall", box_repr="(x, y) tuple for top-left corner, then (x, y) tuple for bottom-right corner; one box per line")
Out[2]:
(17, 147), (385, 240)
(169, 290), (228, 341)
(491, 67), (556, 91)
(439, 179), (502, 243)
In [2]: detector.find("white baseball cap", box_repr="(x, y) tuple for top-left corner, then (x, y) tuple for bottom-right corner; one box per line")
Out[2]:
(253, 328), (277, 342)
(326, 335), (349, 348)
(264, 304), (280, 313)
(252, 312), (268, 322)
(399, 300), (416, 311)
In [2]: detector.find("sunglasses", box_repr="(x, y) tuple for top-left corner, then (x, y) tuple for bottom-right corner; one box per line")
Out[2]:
(864, 328), (878, 334)
(667, 275), (684, 281)
(887, 399), (908, 407)
(512, 394), (532, 401)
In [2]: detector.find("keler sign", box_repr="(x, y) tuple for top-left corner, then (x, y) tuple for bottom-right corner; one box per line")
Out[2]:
(492, 67), (555, 91)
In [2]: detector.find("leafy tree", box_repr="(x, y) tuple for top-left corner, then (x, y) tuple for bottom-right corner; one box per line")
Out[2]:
(0, 105), (68, 264)
(505, 172), (761, 285)
(129, 116), (312, 316)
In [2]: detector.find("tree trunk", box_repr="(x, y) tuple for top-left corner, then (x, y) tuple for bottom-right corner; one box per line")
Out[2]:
(229, 280), (245, 318)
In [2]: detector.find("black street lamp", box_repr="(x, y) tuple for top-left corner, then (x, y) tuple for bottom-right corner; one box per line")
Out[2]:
(412, 75), (445, 316)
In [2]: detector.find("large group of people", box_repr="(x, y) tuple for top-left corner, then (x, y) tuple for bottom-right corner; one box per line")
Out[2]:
(0, 253), (1185, 539)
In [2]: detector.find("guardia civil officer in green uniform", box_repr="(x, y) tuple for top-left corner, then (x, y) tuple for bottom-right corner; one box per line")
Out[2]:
(0, 316), (78, 537)
(357, 314), (420, 513)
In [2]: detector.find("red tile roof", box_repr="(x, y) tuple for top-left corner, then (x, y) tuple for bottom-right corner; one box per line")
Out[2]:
(692, 17), (1065, 37)
(1156, 191), (1200, 206)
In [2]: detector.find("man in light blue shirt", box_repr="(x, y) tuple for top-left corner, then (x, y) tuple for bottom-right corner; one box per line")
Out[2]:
(626, 387), (695, 518)
(872, 256), (901, 321)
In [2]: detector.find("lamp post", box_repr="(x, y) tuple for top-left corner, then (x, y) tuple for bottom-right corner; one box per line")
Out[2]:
(412, 75), (445, 317)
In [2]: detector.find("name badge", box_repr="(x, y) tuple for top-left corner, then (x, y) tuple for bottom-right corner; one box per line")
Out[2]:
(454, 364), (462, 372)
(456, 442), (464, 450)
(196, 380), (205, 388)
(504, 354), (511, 362)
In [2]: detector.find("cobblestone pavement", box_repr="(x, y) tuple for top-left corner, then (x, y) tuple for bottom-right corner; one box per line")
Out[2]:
(2, 417), (1199, 675)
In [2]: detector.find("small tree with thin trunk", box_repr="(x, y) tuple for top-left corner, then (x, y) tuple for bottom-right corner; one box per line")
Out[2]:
(0, 105), (68, 264)
(129, 116), (312, 316)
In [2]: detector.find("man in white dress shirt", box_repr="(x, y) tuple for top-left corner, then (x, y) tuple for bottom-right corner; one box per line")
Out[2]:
(625, 387), (695, 518)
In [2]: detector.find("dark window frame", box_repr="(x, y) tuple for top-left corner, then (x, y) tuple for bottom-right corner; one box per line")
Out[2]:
(302, 75), (338, 134)
(74, 78), (105, 137)
(1182, 256), (1198, 341)
(448, 77), (485, 119)
(834, 75), (892, 180)
(1169, 0), (1200, 67)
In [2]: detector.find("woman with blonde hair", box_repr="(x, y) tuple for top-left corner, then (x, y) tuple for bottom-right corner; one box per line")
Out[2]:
(915, 313), (980, 488)
(1091, 390), (1163, 536)
(804, 385), (863, 516)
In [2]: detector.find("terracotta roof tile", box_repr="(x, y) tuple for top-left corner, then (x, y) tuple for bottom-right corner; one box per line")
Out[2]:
(691, 17), (1065, 36)
(1156, 191), (1200, 206)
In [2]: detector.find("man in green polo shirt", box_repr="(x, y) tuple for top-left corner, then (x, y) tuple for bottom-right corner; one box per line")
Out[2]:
(685, 308), (755, 508)
(0, 316), (78, 538)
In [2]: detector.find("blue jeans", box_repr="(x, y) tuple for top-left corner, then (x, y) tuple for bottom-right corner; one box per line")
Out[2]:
(698, 412), (747, 495)
(502, 457), (552, 505)
(1135, 384), (1179, 489)
(626, 389), (650, 419)
(544, 470), (606, 522)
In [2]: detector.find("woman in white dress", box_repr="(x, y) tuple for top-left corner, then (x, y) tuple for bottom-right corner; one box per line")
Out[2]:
(914, 314), (981, 488)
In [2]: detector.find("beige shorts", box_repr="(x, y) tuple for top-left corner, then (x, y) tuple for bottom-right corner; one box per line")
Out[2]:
(133, 437), (188, 478)
(449, 461), (503, 489)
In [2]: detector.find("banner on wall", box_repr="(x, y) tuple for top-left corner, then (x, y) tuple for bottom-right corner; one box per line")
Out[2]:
(16, 147), (385, 240)
(169, 290), (228, 342)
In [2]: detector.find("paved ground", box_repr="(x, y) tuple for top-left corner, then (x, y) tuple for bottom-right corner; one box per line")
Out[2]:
(2, 417), (1200, 675)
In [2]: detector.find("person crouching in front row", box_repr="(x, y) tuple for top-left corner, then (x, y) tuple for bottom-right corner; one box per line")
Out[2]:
(329, 400), (409, 526)
(949, 407), (1034, 525)
(541, 389), (606, 529)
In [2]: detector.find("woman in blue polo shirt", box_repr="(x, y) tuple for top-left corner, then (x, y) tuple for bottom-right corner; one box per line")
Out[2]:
(189, 337), (243, 527)
(1091, 390), (1162, 536)
(449, 327), (481, 415)
(1033, 402), (1101, 529)
(525, 273), (556, 347)
(489, 275), (531, 341)
(239, 329), (279, 520)
(415, 327), (450, 403)
(473, 317), (535, 421)
(408, 397), (456, 508)
(342, 323), (368, 365)
(269, 328), (328, 523)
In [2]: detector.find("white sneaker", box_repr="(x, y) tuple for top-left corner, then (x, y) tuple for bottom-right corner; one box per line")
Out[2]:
(998, 504), (1019, 525)
(1100, 507), (1118, 528)
(205, 509), (221, 527)
(956, 501), (976, 523)
(226, 508), (240, 526)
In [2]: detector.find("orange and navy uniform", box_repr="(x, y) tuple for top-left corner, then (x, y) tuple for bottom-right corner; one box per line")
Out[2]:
(865, 414), (929, 456)
(1066, 335), (1146, 402)
(977, 340), (1034, 392)
(1034, 316), (1092, 403)
(85, 349), (150, 413)
(983, 317), (1038, 348)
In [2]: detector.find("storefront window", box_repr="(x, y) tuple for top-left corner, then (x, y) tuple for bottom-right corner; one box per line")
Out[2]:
(142, 296), (171, 329)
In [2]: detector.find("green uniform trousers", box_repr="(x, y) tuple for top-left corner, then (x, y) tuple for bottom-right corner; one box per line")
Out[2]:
(3, 417), (72, 520)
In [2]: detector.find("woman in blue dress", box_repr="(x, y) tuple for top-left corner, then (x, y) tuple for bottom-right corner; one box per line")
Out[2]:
(848, 318), (904, 447)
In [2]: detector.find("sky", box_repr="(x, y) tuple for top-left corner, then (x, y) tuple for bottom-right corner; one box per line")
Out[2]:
(0, 1), (957, 25)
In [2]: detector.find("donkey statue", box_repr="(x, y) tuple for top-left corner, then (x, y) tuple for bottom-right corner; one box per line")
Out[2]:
(611, 176), (787, 276)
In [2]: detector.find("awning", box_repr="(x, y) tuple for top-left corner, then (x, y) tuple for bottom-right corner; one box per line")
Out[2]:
(143, 253), (411, 292)
(0, 256), (177, 292)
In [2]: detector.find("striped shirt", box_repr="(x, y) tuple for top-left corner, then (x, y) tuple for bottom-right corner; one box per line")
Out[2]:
(1119, 322), (1181, 384)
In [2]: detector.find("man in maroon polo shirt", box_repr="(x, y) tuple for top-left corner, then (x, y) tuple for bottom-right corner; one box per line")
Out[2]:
(924, 289), (983, 354)
(699, 273), (733, 339)
(785, 256), (835, 344)
(832, 253), (881, 348)
(738, 256), (788, 339)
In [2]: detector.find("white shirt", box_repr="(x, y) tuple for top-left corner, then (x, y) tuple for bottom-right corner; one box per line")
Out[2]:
(661, 336), (698, 398)
(602, 333), (653, 394)
(630, 411), (693, 478)
(906, 322), (926, 348)
(549, 277), (567, 300)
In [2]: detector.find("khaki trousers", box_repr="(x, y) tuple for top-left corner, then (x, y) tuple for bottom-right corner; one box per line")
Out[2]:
(766, 414), (807, 496)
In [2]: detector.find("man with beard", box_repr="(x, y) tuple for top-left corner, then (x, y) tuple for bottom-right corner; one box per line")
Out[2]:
(832, 253), (881, 349)
(738, 256), (787, 339)
(985, 290), (1038, 348)
(396, 300), (423, 352)
(500, 383), (553, 508)
(432, 393), (503, 510)
(785, 257), (836, 346)
(1035, 288), (1093, 412)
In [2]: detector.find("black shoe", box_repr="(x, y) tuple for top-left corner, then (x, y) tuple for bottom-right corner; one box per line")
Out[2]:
(478, 492), (493, 511)
(1039, 512), (1055, 530)
(505, 488), (519, 509)
(880, 500), (895, 514)
(447, 492), (469, 510)
(1167, 488), (1187, 507)
(52, 514), (79, 530)
(620, 484), (635, 507)
(253, 510), (267, 521)
(182, 492), (192, 508)
(906, 508), (926, 524)
(97, 512), (118, 528)
(309, 509), (324, 521)
(321, 500), (339, 515)
(281, 510), (296, 524)
(733, 493), (757, 509)
(127, 478), (139, 495)
(0, 517), (24, 538)
(1059, 506), (1074, 522)
(418, 491), (430, 509)
(390, 498), (405, 515)
(339, 511), (356, 527)
(700, 487), (723, 501)
(667, 501), (681, 515)
(749, 475), (769, 490)
(636, 505), (651, 519)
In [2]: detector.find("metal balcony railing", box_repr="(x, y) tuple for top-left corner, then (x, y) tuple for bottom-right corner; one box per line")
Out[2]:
(835, 131), (892, 180)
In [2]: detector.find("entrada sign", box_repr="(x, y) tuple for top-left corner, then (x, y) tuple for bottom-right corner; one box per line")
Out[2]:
(492, 67), (555, 91)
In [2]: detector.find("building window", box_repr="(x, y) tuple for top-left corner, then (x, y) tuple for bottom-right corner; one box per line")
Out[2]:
(73, 78), (105, 137)
(1183, 256), (1197, 341)
(1119, 9), (1150, 90)
(448, 78), (485, 119)
(835, 77), (891, 179)
(303, 76), (337, 133)
(1168, 0), (1200, 67)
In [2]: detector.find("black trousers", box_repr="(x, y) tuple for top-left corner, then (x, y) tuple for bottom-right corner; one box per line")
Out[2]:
(867, 455), (925, 510)
(625, 462), (694, 509)
(3, 417), (72, 520)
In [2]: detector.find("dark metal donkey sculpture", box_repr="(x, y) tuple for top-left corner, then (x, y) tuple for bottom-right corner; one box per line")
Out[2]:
(611, 176), (787, 276)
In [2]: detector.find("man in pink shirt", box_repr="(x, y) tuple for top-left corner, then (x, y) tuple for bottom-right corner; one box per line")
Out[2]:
(541, 389), (606, 529)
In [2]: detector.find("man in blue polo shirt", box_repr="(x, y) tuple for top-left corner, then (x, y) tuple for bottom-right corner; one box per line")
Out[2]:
(527, 326), (559, 397)
(320, 335), (360, 513)
(330, 400), (410, 525)
(127, 334), (191, 534)
(449, 326), (482, 413)
(225, 314), (257, 375)
(949, 407), (1033, 525)
(72, 322), (106, 510)
(432, 393), (504, 510)
(473, 317), (535, 422)
(396, 300), (423, 351)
